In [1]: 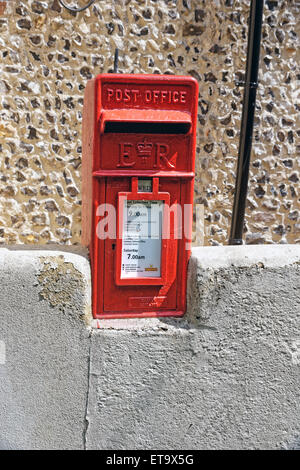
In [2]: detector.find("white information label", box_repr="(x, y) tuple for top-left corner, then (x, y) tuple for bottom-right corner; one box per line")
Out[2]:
(121, 200), (163, 279)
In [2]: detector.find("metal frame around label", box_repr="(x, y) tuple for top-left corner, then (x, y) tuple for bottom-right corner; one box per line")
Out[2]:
(115, 177), (170, 286)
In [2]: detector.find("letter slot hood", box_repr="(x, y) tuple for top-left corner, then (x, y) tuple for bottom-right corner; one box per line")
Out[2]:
(100, 109), (192, 134)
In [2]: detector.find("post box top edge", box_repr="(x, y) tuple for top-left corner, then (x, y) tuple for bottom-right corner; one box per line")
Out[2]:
(92, 73), (199, 91)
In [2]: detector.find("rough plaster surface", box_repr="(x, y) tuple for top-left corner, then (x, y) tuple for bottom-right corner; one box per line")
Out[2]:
(0, 246), (299, 449)
(86, 245), (300, 450)
(0, 248), (92, 449)
(0, 0), (299, 246)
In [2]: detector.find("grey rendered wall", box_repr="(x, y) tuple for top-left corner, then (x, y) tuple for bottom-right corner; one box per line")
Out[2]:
(0, 248), (92, 450)
(0, 245), (299, 449)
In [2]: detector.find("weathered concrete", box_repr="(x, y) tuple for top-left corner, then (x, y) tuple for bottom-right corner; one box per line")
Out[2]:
(0, 248), (92, 450)
(0, 245), (299, 449)
(87, 245), (300, 450)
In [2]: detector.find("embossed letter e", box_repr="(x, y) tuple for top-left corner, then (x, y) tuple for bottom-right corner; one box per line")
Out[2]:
(118, 143), (135, 167)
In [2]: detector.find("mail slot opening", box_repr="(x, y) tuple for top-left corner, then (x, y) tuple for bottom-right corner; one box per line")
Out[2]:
(104, 121), (191, 134)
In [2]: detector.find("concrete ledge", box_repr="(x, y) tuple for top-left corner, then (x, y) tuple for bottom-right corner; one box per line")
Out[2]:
(0, 249), (91, 450)
(87, 245), (300, 449)
(0, 245), (299, 449)
(191, 244), (300, 269)
(187, 245), (300, 326)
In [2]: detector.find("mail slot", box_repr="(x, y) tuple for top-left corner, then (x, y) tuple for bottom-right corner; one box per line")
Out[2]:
(82, 74), (198, 319)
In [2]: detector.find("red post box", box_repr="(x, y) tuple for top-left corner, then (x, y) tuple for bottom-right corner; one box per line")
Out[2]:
(82, 74), (198, 319)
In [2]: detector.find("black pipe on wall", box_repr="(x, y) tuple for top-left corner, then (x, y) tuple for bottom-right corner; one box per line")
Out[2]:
(229, 0), (264, 245)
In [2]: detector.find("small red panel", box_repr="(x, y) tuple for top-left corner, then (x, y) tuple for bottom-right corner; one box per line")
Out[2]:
(82, 74), (198, 319)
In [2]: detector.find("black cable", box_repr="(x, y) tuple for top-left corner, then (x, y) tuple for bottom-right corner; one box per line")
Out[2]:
(58, 0), (97, 13)
(229, 0), (264, 245)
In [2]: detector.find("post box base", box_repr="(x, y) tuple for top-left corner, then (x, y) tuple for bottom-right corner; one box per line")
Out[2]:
(95, 310), (184, 320)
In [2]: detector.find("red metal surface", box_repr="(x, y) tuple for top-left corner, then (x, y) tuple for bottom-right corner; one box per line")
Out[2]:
(82, 73), (198, 319)
(93, 170), (195, 178)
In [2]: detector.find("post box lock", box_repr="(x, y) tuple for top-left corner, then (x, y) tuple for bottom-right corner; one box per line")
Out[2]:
(82, 74), (198, 319)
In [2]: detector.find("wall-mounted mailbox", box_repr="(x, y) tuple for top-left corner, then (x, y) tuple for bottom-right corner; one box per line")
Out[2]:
(82, 74), (198, 319)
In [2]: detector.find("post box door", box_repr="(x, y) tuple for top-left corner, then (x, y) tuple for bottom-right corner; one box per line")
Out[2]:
(82, 73), (198, 319)
(103, 177), (180, 313)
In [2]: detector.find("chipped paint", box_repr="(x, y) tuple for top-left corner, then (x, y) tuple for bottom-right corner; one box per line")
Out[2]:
(37, 255), (92, 324)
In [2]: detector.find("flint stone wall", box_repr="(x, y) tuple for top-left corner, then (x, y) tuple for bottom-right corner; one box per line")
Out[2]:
(0, 0), (299, 246)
